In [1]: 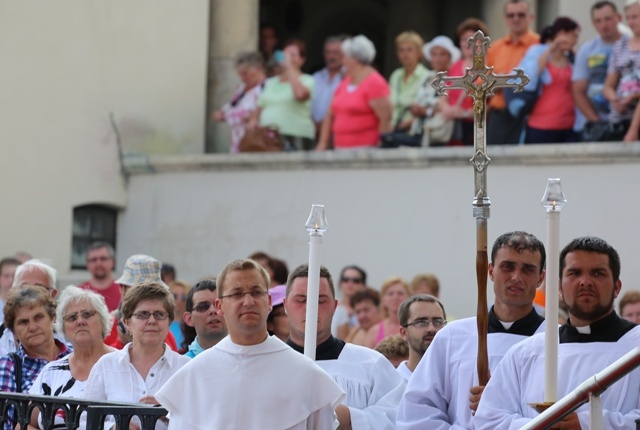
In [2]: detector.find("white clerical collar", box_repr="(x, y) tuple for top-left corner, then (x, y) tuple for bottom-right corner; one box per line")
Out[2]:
(575, 325), (591, 334)
(499, 320), (514, 330)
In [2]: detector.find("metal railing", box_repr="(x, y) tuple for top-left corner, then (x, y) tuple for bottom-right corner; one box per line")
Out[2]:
(520, 346), (640, 430)
(0, 392), (167, 430)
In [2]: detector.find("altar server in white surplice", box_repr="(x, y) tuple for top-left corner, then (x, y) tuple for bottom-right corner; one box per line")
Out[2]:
(155, 259), (344, 430)
(475, 236), (640, 430)
(284, 264), (405, 430)
(397, 231), (547, 430)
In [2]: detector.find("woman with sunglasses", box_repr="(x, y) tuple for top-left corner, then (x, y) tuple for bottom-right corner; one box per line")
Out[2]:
(28, 286), (114, 429)
(82, 283), (190, 429)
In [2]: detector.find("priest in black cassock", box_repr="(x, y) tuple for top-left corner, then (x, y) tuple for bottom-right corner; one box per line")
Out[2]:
(475, 236), (640, 429)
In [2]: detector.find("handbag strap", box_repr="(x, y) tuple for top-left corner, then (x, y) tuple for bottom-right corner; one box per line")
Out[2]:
(9, 352), (22, 393)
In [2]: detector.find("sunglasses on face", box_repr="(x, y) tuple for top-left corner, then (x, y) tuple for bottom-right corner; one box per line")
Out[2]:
(63, 309), (98, 323)
(192, 302), (215, 313)
(341, 277), (363, 284)
(506, 12), (528, 19)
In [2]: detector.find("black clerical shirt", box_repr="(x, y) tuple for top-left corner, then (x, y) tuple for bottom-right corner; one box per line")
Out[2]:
(286, 336), (345, 361)
(560, 311), (637, 343)
(488, 306), (545, 336)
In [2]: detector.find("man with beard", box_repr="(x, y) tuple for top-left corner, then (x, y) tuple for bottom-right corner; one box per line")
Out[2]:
(78, 241), (121, 311)
(182, 279), (227, 356)
(475, 236), (640, 430)
(396, 294), (446, 382)
(285, 264), (405, 430)
(398, 231), (547, 429)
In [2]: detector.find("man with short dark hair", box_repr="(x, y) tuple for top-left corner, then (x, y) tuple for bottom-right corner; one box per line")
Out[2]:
(182, 279), (227, 357)
(285, 263), (405, 430)
(476, 236), (640, 429)
(156, 258), (344, 429)
(573, 1), (626, 137)
(312, 35), (345, 129)
(78, 241), (121, 311)
(398, 231), (547, 429)
(397, 294), (446, 381)
(486, 0), (539, 144)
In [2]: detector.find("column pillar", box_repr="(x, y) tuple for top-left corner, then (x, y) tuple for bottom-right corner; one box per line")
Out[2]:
(205, 0), (259, 153)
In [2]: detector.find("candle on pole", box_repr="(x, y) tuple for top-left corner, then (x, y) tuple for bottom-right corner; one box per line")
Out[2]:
(303, 204), (328, 360)
(541, 178), (567, 403)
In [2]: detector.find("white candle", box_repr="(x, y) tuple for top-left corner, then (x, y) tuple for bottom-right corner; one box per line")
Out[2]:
(303, 204), (328, 360)
(541, 178), (566, 404)
(544, 209), (560, 403)
(304, 232), (322, 360)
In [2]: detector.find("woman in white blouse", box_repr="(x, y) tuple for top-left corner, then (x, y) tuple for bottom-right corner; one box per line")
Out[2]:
(28, 286), (114, 429)
(82, 283), (190, 429)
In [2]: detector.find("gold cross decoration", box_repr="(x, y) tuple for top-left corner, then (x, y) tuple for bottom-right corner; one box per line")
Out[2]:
(431, 30), (530, 386)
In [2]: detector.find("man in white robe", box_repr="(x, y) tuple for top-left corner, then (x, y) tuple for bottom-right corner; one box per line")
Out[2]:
(396, 294), (447, 382)
(475, 236), (640, 429)
(156, 259), (344, 430)
(397, 231), (547, 430)
(284, 263), (405, 430)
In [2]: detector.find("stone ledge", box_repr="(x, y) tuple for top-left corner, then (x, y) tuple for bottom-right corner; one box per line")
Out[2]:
(123, 142), (640, 174)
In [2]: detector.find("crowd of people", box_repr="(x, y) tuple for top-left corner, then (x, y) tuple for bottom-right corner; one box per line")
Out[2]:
(0, 227), (639, 428)
(214, 0), (640, 152)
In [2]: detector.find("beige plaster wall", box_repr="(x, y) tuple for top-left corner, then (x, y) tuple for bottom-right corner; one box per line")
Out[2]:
(0, 0), (209, 278)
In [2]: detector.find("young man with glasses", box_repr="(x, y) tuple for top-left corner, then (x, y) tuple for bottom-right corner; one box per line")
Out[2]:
(78, 241), (121, 312)
(486, 0), (539, 144)
(398, 231), (547, 430)
(156, 258), (344, 429)
(181, 279), (227, 357)
(397, 294), (447, 381)
(284, 263), (405, 430)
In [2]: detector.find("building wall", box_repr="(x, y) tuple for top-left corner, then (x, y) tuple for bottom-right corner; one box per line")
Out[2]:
(119, 145), (640, 320)
(0, 0), (209, 275)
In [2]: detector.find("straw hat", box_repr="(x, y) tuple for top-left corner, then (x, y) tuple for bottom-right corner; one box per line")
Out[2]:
(115, 254), (169, 289)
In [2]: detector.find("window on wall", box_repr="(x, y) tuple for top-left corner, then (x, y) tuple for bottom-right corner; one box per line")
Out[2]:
(71, 205), (117, 269)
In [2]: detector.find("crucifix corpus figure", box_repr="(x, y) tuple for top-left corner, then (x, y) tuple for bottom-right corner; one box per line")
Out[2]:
(431, 30), (530, 386)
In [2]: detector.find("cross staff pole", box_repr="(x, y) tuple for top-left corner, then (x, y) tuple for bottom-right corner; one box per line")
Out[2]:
(432, 30), (530, 386)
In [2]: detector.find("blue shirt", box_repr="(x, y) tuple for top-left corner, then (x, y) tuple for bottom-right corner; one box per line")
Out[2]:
(311, 67), (343, 123)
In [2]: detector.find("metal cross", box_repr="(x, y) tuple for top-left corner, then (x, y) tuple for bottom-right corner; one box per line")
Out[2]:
(431, 30), (530, 386)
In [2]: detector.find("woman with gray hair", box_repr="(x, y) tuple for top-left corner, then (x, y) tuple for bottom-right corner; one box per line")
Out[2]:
(316, 35), (392, 150)
(27, 286), (115, 429)
(212, 52), (267, 153)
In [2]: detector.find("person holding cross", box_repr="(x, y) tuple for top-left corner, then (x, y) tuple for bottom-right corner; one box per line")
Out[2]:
(397, 231), (547, 429)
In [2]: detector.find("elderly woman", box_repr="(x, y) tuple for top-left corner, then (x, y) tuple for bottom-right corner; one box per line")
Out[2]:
(316, 35), (392, 150)
(27, 286), (114, 429)
(249, 39), (315, 151)
(212, 52), (267, 153)
(82, 283), (190, 429)
(389, 31), (428, 132)
(371, 276), (410, 347)
(0, 285), (70, 430)
(408, 35), (461, 145)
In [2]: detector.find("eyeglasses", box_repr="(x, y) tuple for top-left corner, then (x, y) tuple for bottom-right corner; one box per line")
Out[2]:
(405, 318), (446, 329)
(219, 290), (268, 301)
(173, 293), (187, 301)
(132, 310), (170, 320)
(506, 12), (528, 19)
(192, 302), (215, 313)
(63, 309), (98, 323)
(340, 277), (363, 284)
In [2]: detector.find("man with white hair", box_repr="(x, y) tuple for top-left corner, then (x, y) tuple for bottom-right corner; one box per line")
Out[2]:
(0, 259), (59, 355)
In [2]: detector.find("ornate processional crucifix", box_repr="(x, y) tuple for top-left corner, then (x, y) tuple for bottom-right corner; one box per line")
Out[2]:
(432, 30), (530, 386)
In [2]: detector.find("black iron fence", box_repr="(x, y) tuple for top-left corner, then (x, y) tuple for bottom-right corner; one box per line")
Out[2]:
(0, 392), (167, 430)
